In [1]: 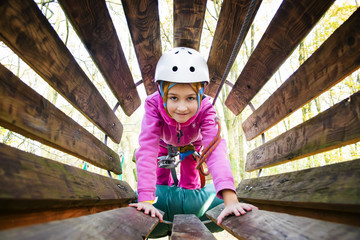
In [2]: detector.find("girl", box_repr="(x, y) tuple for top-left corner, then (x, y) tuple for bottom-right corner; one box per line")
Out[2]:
(130, 47), (257, 237)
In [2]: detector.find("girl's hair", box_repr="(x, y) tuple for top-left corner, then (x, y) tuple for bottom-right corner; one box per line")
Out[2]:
(159, 81), (205, 117)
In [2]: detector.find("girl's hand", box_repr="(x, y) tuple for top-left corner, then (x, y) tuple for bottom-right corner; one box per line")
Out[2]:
(217, 202), (258, 225)
(129, 202), (163, 222)
(217, 189), (258, 225)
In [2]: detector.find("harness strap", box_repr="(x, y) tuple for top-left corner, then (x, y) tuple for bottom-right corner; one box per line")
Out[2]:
(195, 119), (221, 178)
(164, 119), (221, 188)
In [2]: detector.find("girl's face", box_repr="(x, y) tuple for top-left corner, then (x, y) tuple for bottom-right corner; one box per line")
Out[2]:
(166, 83), (198, 123)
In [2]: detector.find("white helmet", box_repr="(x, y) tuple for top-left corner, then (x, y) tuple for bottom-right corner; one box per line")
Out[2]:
(154, 47), (210, 84)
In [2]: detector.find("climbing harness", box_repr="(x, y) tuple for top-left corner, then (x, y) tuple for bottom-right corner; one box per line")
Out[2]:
(158, 119), (222, 188)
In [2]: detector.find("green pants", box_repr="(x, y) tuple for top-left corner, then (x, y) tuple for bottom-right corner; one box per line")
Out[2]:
(149, 184), (223, 238)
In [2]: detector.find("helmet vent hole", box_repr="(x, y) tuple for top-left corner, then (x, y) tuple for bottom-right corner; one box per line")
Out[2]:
(190, 66), (195, 72)
(175, 51), (179, 54)
(172, 66), (178, 72)
(188, 51), (192, 55)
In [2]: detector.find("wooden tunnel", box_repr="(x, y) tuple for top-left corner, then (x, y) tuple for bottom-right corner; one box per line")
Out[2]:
(1, 0), (360, 239)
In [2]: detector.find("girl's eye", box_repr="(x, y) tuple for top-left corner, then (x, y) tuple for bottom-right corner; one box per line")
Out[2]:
(187, 97), (196, 101)
(170, 96), (178, 101)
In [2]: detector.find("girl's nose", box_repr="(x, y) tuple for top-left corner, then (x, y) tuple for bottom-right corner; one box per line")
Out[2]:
(177, 103), (187, 112)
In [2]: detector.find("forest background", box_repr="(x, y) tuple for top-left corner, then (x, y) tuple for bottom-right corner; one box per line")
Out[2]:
(1, 0), (359, 192)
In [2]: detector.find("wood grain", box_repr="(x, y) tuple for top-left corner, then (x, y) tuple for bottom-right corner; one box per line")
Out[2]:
(0, 143), (136, 211)
(171, 214), (216, 240)
(0, 204), (129, 230)
(0, 0), (122, 143)
(173, 0), (207, 50)
(121, 0), (161, 95)
(0, 64), (121, 174)
(225, 0), (335, 115)
(237, 159), (360, 225)
(205, 0), (262, 97)
(0, 207), (160, 240)
(206, 204), (360, 240)
(242, 9), (360, 141)
(58, 0), (141, 116)
(246, 91), (360, 171)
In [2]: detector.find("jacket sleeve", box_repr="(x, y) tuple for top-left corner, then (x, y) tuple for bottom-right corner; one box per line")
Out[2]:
(135, 95), (162, 202)
(199, 100), (236, 199)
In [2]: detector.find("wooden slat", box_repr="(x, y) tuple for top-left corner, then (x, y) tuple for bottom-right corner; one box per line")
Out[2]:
(206, 204), (360, 240)
(121, 0), (161, 95)
(205, 0), (262, 97)
(0, 64), (121, 174)
(237, 159), (360, 225)
(225, 0), (335, 115)
(243, 202), (360, 228)
(0, 204), (130, 230)
(0, 0), (122, 143)
(171, 214), (216, 240)
(243, 9), (360, 141)
(0, 143), (136, 212)
(0, 207), (160, 240)
(58, 0), (141, 117)
(246, 91), (360, 172)
(173, 0), (207, 50)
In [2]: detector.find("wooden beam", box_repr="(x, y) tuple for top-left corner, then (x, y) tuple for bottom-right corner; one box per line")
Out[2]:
(237, 159), (360, 225)
(246, 91), (360, 171)
(0, 207), (160, 240)
(0, 143), (136, 212)
(206, 204), (360, 240)
(58, 0), (141, 116)
(173, 0), (207, 50)
(0, 0), (122, 143)
(242, 9), (360, 141)
(205, 0), (262, 97)
(0, 204), (128, 230)
(0, 64), (122, 174)
(225, 0), (335, 115)
(241, 202), (360, 227)
(121, 0), (161, 95)
(171, 214), (216, 240)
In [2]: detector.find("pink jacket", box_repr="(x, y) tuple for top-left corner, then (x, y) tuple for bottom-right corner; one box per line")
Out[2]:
(135, 92), (235, 202)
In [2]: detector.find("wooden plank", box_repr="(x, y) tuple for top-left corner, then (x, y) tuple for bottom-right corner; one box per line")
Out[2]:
(171, 214), (216, 240)
(0, 0), (122, 143)
(0, 143), (136, 211)
(243, 9), (360, 141)
(0, 204), (128, 230)
(206, 204), (360, 240)
(237, 159), (360, 225)
(225, 0), (336, 115)
(0, 207), (161, 240)
(173, 0), (207, 50)
(58, 0), (141, 117)
(246, 91), (360, 171)
(205, 0), (262, 97)
(241, 202), (360, 227)
(121, 0), (161, 95)
(0, 64), (121, 174)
